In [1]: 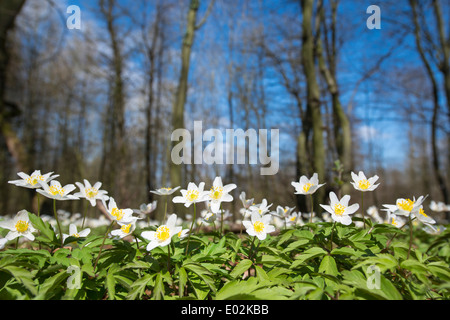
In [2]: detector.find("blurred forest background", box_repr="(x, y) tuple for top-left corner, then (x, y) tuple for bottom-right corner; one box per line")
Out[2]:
(0, 0), (449, 221)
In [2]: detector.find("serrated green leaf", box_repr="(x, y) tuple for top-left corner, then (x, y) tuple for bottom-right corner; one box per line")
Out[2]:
(230, 259), (253, 279)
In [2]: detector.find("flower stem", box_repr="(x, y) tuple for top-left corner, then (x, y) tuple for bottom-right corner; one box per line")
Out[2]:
(53, 199), (63, 247)
(185, 202), (196, 255)
(82, 200), (89, 229)
(93, 221), (114, 272)
(407, 215), (413, 260)
(220, 204), (224, 237)
(329, 221), (336, 251)
(163, 196), (168, 223)
(37, 193), (41, 250)
(167, 242), (171, 272)
(361, 192), (366, 229)
(309, 194), (314, 224)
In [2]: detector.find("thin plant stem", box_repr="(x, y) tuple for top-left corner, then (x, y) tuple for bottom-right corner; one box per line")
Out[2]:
(329, 221), (336, 251)
(250, 238), (261, 262)
(248, 236), (256, 259)
(185, 202), (196, 255)
(167, 243), (171, 272)
(361, 192), (366, 229)
(385, 217), (415, 251)
(93, 221), (114, 272)
(37, 193), (40, 218)
(53, 199), (63, 247)
(220, 204), (224, 237)
(163, 196), (168, 223)
(82, 200), (89, 229)
(37, 193), (41, 250)
(309, 194), (314, 224)
(407, 215), (413, 259)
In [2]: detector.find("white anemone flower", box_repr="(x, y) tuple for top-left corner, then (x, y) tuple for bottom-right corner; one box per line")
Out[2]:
(382, 195), (427, 217)
(320, 192), (359, 226)
(291, 173), (325, 195)
(62, 223), (91, 242)
(202, 211), (217, 224)
(243, 211), (276, 240)
(172, 182), (207, 208)
(412, 206), (436, 225)
(0, 210), (36, 241)
(239, 191), (254, 209)
(141, 214), (182, 251)
(285, 212), (300, 226)
(249, 199), (272, 216)
(74, 179), (109, 206)
(135, 201), (158, 216)
(111, 218), (139, 239)
(350, 171), (380, 192)
(103, 197), (134, 223)
(8, 170), (59, 189)
(177, 229), (190, 240)
(150, 186), (180, 196)
(36, 180), (79, 201)
(205, 177), (237, 213)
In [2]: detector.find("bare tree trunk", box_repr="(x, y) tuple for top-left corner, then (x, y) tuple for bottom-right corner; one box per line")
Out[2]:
(99, 0), (126, 200)
(316, 0), (352, 194)
(300, 0), (326, 207)
(170, 0), (214, 190)
(410, 0), (449, 210)
(0, 0), (27, 172)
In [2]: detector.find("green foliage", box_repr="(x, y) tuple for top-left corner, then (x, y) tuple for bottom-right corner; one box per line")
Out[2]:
(0, 215), (449, 300)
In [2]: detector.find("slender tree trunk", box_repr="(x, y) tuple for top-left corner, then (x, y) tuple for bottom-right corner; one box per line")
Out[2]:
(410, 0), (449, 209)
(0, 0), (27, 172)
(300, 0), (326, 207)
(170, 0), (215, 190)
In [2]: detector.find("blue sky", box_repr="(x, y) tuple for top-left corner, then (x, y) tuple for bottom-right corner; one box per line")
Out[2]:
(54, 0), (447, 172)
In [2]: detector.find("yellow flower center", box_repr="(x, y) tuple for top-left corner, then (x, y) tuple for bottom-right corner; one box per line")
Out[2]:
(334, 204), (346, 216)
(15, 220), (29, 233)
(253, 221), (265, 233)
(391, 218), (398, 227)
(186, 189), (199, 202)
(156, 225), (170, 241)
(290, 216), (296, 222)
(418, 208), (428, 218)
(210, 186), (223, 200)
(26, 175), (44, 186)
(121, 224), (132, 234)
(358, 179), (370, 190)
(111, 207), (125, 221)
(162, 187), (172, 190)
(398, 199), (414, 212)
(49, 185), (65, 196)
(85, 187), (98, 198)
(73, 233), (80, 238)
(303, 183), (313, 193)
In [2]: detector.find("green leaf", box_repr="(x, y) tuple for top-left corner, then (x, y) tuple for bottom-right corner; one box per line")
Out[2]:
(318, 255), (339, 277)
(28, 212), (58, 244)
(35, 270), (69, 300)
(352, 253), (398, 273)
(178, 267), (188, 297)
(291, 247), (327, 268)
(283, 239), (310, 253)
(330, 247), (358, 257)
(152, 272), (165, 300)
(400, 260), (428, 275)
(127, 274), (154, 300)
(230, 259), (253, 279)
(1, 265), (37, 296)
(106, 272), (116, 300)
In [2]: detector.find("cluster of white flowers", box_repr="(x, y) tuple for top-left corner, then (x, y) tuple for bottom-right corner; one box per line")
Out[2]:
(1, 168), (447, 252)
